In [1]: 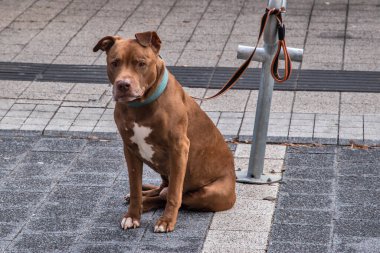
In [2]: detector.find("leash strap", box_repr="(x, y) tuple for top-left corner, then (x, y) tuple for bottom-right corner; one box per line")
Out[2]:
(195, 7), (292, 100)
(271, 12), (292, 83)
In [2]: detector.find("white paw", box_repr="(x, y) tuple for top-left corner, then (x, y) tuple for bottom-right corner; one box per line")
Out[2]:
(121, 217), (140, 230)
(154, 225), (166, 233)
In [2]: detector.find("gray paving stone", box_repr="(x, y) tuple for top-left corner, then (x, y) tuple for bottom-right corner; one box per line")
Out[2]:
(290, 119), (314, 126)
(280, 179), (333, 195)
(58, 173), (116, 187)
(72, 243), (135, 253)
(68, 127), (96, 134)
(338, 148), (379, 162)
(0, 136), (36, 153)
(81, 146), (124, 161)
(33, 137), (87, 152)
(10, 103), (36, 111)
(10, 128), (43, 137)
(338, 162), (379, 177)
(335, 219), (380, 238)
(37, 201), (94, 218)
(338, 175), (380, 191)
(1, 116), (26, 124)
(201, 90), (250, 112)
(22, 151), (77, 166)
(285, 153), (335, 168)
(0, 177), (56, 192)
(338, 205), (379, 220)
(9, 163), (67, 179)
(337, 187), (380, 206)
(43, 125), (70, 133)
(79, 227), (144, 245)
(93, 126), (118, 134)
(0, 240), (11, 252)
(288, 132), (313, 140)
(53, 112), (79, 120)
(0, 191), (45, 208)
(291, 113), (315, 120)
(8, 233), (77, 253)
(29, 111), (54, 120)
(47, 185), (107, 204)
(0, 224), (21, 241)
(137, 235), (202, 253)
(333, 236), (380, 253)
(313, 137), (338, 145)
(34, 104), (59, 112)
(284, 167), (334, 181)
(72, 120), (98, 127)
(0, 207), (29, 223)
(25, 217), (85, 233)
(69, 158), (125, 174)
(268, 242), (328, 253)
(23, 117), (50, 125)
(270, 223), (331, 244)
(287, 145), (337, 154)
(203, 230), (268, 252)
(266, 136), (288, 143)
(274, 209), (332, 226)
(277, 193), (333, 210)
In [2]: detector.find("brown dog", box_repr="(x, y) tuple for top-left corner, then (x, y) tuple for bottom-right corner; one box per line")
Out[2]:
(93, 31), (236, 233)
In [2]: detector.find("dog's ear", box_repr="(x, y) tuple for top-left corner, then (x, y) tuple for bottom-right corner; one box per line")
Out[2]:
(93, 36), (120, 53)
(135, 31), (161, 54)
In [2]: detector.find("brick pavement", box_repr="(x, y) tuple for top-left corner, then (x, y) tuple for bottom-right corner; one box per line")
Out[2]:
(0, 0), (379, 70)
(1, 88), (380, 144)
(268, 145), (380, 253)
(0, 136), (211, 252)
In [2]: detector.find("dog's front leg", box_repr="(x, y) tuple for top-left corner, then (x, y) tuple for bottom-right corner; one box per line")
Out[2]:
(121, 146), (143, 230)
(154, 135), (190, 233)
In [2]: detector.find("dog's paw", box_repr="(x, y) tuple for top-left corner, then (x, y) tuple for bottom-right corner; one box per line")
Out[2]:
(121, 216), (140, 230)
(154, 217), (175, 233)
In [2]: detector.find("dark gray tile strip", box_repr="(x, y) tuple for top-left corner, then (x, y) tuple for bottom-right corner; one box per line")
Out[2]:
(1, 62), (380, 92)
(268, 146), (380, 253)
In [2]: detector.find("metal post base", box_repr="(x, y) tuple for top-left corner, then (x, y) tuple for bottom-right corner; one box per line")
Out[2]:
(236, 170), (282, 184)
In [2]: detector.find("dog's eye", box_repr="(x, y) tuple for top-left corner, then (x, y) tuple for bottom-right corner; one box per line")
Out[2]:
(111, 59), (120, 68)
(138, 61), (146, 68)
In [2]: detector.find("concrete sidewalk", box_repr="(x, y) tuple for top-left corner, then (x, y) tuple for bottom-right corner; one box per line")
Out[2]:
(0, 0), (379, 252)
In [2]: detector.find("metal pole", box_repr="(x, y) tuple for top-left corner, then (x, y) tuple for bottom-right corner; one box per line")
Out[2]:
(236, 0), (289, 184)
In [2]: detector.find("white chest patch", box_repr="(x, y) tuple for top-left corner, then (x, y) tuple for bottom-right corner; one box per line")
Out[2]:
(128, 123), (155, 163)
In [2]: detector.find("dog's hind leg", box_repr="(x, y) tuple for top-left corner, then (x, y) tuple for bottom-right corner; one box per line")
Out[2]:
(181, 176), (236, 212)
(142, 184), (159, 191)
(125, 180), (168, 203)
(142, 196), (166, 212)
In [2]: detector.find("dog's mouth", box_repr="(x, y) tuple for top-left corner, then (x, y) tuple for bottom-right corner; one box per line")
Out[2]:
(112, 87), (144, 103)
(113, 95), (142, 103)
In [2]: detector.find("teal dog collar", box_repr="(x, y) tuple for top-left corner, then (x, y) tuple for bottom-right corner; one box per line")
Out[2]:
(128, 67), (169, 108)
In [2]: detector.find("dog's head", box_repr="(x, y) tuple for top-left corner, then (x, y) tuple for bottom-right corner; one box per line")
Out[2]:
(93, 31), (162, 103)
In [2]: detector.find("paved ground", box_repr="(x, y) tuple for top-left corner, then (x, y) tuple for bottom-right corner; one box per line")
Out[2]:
(1, 0), (379, 70)
(0, 135), (211, 252)
(269, 145), (380, 253)
(0, 0), (379, 252)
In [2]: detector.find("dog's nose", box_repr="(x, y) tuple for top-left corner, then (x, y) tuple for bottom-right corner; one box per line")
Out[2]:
(115, 80), (131, 92)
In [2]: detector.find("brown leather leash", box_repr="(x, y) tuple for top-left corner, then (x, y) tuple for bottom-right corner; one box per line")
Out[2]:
(193, 7), (292, 100)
